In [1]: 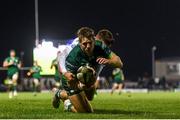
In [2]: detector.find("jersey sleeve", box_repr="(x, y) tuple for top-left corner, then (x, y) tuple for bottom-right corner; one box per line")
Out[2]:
(96, 41), (112, 58)
(65, 46), (81, 73)
(57, 47), (71, 73)
(70, 37), (79, 48)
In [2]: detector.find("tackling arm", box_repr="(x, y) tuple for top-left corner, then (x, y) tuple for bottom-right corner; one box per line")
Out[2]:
(108, 52), (123, 68)
(96, 52), (123, 68)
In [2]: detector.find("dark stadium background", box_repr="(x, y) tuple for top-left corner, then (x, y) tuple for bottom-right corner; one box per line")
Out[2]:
(0, 0), (180, 81)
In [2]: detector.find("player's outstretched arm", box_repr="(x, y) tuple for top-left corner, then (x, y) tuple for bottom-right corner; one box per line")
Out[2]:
(109, 52), (123, 68)
(96, 52), (123, 68)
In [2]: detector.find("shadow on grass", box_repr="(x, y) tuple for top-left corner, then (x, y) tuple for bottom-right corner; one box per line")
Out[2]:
(94, 109), (149, 115)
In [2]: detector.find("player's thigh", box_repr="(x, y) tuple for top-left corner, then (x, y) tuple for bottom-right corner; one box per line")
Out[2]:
(113, 83), (118, 89)
(12, 73), (18, 83)
(69, 91), (93, 113)
(118, 83), (123, 89)
(33, 78), (39, 86)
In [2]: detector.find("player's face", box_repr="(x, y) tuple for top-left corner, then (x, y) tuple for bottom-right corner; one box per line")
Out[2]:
(10, 51), (16, 57)
(80, 37), (95, 56)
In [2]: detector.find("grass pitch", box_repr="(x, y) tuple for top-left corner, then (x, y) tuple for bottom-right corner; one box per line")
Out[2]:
(0, 91), (180, 119)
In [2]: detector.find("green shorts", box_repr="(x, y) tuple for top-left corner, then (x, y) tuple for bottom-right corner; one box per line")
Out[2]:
(7, 72), (18, 79)
(114, 78), (123, 84)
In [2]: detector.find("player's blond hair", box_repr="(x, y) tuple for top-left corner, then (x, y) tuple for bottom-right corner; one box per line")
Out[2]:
(77, 27), (95, 43)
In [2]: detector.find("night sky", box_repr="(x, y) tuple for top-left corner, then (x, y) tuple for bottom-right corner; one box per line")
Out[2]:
(0, 0), (180, 79)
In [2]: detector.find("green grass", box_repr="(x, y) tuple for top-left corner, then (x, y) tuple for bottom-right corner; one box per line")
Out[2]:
(0, 91), (180, 119)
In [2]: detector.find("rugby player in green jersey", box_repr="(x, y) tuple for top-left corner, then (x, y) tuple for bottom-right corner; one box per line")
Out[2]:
(94, 29), (114, 89)
(111, 68), (125, 95)
(27, 61), (42, 96)
(3, 49), (21, 98)
(61, 27), (122, 112)
(50, 52), (62, 89)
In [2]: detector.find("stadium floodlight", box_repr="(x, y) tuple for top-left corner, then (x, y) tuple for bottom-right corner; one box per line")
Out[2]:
(35, 0), (39, 47)
(42, 40), (53, 48)
(152, 46), (157, 80)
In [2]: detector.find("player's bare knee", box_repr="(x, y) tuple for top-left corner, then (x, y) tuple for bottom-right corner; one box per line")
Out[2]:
(60, 90), (68, 100)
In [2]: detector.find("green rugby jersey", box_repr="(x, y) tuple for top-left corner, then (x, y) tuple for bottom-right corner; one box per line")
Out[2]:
(31, 65), (42, 79)
(65, 40), (112, 74)
(4, 57), (20, 77)
(51, 59), (61, 81)
(113, 68), (123, 81)
(51, 59), (59, 76)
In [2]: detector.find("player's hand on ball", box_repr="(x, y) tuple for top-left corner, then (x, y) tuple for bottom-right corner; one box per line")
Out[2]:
(64, 72), (75, 81)
(77, 82), (86, 90)
(96, 57), (109, 65)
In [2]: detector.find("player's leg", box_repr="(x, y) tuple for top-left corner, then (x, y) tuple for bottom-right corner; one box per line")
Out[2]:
(52, 88), (68, 103)
(68, 67), (95, 112)
(6, 75), (13, 98)
(64, 84), (94, 112)
(111, 83), (118, 94)
(68, 91), (93, 113)
(84, 85), (96, 101)
(52, 75), (78, 112)
(33, 78), (39, 96)
(52, 87), (77, 112)
(8, 79), (13, 99)
(52, 74), (94, 113)
(52, 75), (70, 108)
(64, 99), (77, 113)
(52, 88), (64, 108)
(12, 73), (18, 96)
(118, 83), (123, 95)
(63, 75), (93, 112)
